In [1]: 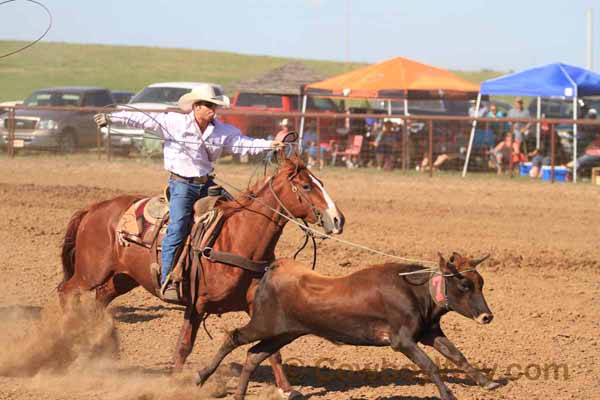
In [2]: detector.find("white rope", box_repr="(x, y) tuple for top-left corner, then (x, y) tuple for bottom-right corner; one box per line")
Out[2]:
(106, 105), (295, 150)
(213, 176), (438, 268)
(397, 268), (476, 276)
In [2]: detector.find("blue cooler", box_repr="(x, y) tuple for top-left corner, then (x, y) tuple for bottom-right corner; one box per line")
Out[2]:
(541, 166), (568, 182)
(519, 162), (532, 176)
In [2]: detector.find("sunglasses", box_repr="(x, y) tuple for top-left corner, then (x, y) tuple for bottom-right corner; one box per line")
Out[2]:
(196, 101), (218, 110)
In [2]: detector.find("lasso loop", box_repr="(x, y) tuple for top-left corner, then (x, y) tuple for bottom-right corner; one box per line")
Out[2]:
(0, 0), (53, 60)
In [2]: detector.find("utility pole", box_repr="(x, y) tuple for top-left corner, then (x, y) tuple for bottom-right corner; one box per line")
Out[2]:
(345, 0), (350, 65)
(587, 8), (593, 70)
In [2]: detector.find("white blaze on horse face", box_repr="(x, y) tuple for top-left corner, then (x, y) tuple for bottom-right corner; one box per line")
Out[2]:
(310, 175), (335, 210)
(310, 175), (343, 234)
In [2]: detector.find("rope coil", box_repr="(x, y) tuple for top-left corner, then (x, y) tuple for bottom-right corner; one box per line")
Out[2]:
(0, 0), (53, 60)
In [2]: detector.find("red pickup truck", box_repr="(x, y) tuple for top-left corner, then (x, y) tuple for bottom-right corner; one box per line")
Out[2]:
(220, 91), (342, 140)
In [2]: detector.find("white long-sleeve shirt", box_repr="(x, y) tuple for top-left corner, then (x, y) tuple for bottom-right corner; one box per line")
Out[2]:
(112, 110), (273, 177)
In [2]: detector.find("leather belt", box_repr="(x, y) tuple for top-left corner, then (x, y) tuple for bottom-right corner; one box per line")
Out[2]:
(169, 172), (210, 185)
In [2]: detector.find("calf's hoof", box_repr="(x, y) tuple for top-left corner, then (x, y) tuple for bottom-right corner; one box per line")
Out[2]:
(228, 362), (243, 377)
(484, 381), (501, 390)
(196, 369), (209, 386)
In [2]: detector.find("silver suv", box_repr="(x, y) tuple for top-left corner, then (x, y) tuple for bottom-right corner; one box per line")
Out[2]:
(0, 87), (114, 152)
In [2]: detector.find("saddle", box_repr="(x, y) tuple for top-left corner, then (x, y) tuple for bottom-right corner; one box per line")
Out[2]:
(116, 186), (226, 249)
(116, 184), (272, 304)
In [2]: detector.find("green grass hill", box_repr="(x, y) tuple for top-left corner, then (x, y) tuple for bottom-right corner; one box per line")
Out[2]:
(0, 40), (505, 102)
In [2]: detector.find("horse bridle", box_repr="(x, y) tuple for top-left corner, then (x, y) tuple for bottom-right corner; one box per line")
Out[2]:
(267, 165), (324, 227)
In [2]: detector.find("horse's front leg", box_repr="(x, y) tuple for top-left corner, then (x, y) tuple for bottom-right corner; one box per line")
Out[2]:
(173, 302), (205, 371)
(269, 351), (291, 392)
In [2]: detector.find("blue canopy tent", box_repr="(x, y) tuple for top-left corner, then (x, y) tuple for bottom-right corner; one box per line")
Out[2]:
(463, 63), (600, 182)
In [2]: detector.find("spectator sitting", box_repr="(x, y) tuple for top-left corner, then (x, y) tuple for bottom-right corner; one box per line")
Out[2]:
(528, 149), (551, 178)
(468, 100), (488, 118)
(565, 114), (600, 174)
(528, 121), (557, 179)
(374, 118), (397, 171)
(277, 118), (292, 136)
(420, 131), (467, 172)
(492, 132), (521, 175)
(301, 121), (325, 169)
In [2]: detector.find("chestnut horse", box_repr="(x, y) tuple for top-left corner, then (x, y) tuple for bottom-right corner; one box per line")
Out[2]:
(58, 154), (344, 398)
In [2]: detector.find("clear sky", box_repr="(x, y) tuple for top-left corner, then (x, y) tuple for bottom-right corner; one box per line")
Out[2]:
(1, 0), (599, 71)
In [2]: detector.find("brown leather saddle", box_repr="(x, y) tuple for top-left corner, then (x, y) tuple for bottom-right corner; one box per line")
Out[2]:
(116, 188), (224, 249)
(116, 184), (273, 304)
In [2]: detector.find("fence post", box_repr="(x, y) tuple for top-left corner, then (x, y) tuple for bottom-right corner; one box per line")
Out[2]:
(402, 120), (408, 171)
(316, 116), (321, 169)
(550, 123), (556, 183)
(106, 120), (112, 161)
(96, 124), (102, 160)
(428, 119), (433, 177)
(7, 107), (15, 158)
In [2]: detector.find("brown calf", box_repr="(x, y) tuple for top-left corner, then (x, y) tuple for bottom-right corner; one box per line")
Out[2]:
(197, 253), (500, 400)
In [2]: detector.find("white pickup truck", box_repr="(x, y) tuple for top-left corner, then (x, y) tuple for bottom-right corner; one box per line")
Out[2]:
(104, 82), (225, 155)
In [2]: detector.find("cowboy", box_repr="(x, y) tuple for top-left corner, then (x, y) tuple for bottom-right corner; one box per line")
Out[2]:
(94, 84), (282, 302)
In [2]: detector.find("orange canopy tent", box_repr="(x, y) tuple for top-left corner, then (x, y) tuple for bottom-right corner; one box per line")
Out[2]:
(304, 56), (479, 100)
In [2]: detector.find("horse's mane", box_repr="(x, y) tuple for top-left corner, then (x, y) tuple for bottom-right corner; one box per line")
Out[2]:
(217, 179), (265, 217)
(216, 159), (303, 217)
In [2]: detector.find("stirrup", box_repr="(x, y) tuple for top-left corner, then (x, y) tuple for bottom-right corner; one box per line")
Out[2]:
(159, 271), (175, 296)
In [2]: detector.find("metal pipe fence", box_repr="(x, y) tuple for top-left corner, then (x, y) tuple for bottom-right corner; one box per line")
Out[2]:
(2, 105), (600, 183)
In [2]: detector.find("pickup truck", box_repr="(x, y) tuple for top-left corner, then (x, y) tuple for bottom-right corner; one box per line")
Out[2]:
(221, 91), (342, 140)
(0, 87), (114, 152)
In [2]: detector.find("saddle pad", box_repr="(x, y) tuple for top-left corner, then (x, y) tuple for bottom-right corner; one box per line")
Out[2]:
(144, 195), (169, 225)
(116, 198), (150, 237)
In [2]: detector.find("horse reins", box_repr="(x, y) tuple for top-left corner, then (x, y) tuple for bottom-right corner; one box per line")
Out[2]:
(268, 176), (320, 270)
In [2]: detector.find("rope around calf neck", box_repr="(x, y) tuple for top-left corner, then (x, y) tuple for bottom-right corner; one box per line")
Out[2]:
(213, 176), (438, 268)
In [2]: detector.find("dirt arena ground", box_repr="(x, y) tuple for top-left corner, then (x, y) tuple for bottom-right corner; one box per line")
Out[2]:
(0, 155), (598, 400)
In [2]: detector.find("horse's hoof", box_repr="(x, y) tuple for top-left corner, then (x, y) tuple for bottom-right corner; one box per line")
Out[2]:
(279, 389), (305, 400)
(484, 381), (501, 390)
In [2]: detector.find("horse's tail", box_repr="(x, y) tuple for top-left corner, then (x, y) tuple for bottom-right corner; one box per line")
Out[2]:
(60, 208), (89, 284)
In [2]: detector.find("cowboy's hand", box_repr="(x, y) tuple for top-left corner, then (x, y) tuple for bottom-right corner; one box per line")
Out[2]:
(93, 113), (110, 128)
(271, 140), (285, 150)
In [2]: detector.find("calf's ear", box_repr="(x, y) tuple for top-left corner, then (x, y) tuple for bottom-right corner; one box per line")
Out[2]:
(469, 254), (491, 268)
(438, 252), (451, 273)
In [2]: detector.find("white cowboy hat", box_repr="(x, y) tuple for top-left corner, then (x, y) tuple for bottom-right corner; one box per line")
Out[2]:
(178, 84), (230, 112)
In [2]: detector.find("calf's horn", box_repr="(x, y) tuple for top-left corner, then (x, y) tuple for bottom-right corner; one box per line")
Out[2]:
(469, 254), (491, 268)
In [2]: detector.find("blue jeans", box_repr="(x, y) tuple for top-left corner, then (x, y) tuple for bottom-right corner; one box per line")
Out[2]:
(575, 154), (600, 170)
(161, 178), (211, 284)
(531, 154), (551, 169)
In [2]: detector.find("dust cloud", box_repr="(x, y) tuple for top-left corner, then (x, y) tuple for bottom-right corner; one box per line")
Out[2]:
(0, 297), (238, 400)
